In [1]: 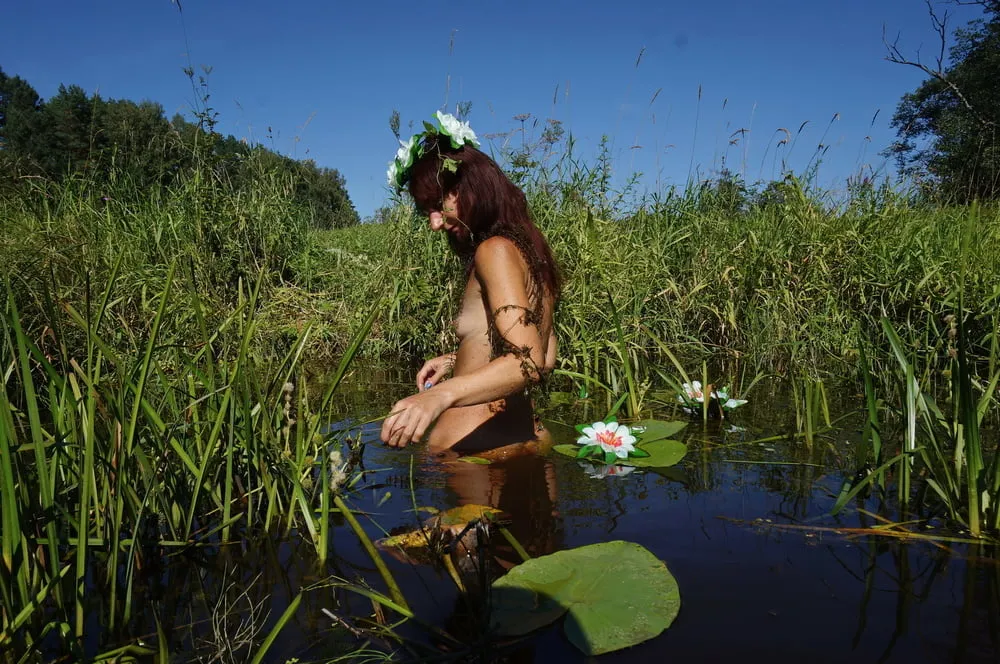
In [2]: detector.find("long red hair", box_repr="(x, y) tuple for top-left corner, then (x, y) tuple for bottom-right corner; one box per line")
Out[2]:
(408, 135), (561, 300)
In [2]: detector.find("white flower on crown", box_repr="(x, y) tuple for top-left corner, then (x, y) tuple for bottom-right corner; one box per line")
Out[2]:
(386, 161), (399, 187)
(436, 111), (479, 148)
(396, 135), (417, 167)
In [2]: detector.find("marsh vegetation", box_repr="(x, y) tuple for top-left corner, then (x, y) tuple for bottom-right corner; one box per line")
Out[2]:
(3, 4), (1000, 656)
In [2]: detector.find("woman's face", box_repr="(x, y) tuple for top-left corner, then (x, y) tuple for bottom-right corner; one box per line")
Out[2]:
(427, 191), (461, 233)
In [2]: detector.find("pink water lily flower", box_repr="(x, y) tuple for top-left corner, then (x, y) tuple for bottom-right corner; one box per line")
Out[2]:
(577, 421), (637, 459)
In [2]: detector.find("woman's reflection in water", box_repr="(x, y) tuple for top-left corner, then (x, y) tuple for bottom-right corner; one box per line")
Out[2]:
(434, 442), (562, 661)
(442, 443), (562, 570)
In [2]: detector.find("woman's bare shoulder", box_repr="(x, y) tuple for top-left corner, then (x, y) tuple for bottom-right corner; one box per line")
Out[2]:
(473, 236), (528, 278)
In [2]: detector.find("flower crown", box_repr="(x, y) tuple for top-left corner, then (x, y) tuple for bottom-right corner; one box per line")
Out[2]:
(387, 111), (480, 191)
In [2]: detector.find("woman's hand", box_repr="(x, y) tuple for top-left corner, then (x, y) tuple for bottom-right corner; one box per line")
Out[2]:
(415, 353), (455, 391)
(381, 388), (453, 448)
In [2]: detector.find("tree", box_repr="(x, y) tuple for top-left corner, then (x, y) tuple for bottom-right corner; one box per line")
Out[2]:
(885, 1), (1000, 201)
(0, 68), (46, 159)
(95, 98), (182, 187)
(40, 84), (97, 176)
(293, 161), (359, 229)
(0, 69), (359, 223)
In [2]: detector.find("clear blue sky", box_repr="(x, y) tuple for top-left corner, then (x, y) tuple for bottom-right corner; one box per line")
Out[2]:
(1, 0), (983, 218)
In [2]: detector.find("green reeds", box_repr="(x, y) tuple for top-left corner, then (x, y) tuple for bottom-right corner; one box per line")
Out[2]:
(835, 310), (1000, 537)
(318, 172), (1000, 399)
(0, 264), (387, 659)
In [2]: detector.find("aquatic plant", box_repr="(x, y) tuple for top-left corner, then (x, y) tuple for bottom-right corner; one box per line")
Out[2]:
(0, 265), (381, 660)
(677, 381), (748, 415)
(833, 291), (1000, 536)
(554, 418), (688, 469)
(573, 420), (641, 461)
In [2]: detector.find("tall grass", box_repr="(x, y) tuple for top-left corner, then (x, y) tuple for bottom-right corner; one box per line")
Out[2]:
(0, 145), (356, 364)
(315, 170), (1000, 399)
(0, 143), (401, 659)
(831, 204), (1000, 536)
(0, 263), (385, 659)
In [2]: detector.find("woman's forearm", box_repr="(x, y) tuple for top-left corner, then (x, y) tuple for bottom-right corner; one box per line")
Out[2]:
(437, 352), (543, 408)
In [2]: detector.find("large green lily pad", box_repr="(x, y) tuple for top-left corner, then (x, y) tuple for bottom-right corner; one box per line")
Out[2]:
(553, 438), (687, 468)
(618, 439), (687, 467)
(630, 419), (687, 442)
(553, 418), (688, 468)
(491, 541), (681, 655)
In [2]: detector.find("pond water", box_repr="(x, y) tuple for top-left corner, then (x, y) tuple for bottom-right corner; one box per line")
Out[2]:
(132, 367), (1000, 663)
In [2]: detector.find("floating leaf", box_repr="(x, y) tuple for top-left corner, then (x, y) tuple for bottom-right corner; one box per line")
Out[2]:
(621, 439), (687, 468)
(429, 504), (505, 528)
(457, 456), (491, 465)
(553, 444), (583, 459)
(553, 439), (686, 468)
(491, 541), (681, 655)
(489, 568), (573, 636)
(631, 419), (687, 443)
(375, 528), (433, 552)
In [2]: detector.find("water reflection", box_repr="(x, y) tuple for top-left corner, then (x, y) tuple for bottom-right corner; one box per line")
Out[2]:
(113, 369), (1000, 662)
(442, 452), (563, 567)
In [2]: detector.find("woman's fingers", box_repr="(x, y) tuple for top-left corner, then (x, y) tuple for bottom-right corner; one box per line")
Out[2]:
(394, 411), (426, 447)
(417, 371), (436, 391)
(416, 359), (443, 390)
(381, 402), (410, 447)
(416, 366), (431, 389)
(382, 392), (447, 447)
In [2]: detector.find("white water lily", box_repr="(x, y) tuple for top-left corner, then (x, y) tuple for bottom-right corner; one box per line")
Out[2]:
(578, 461), (636, 479)
(436, 111), (479, 148)
(577, 421), (637, 459)
(677, 381), (747, 411)
(680, 381), (701, 402)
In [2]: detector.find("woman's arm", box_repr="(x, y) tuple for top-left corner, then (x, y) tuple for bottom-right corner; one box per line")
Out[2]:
(380, 237), (545, 447)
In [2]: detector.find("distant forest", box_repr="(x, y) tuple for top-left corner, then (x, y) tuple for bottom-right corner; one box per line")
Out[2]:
(0, 67), (359, 229)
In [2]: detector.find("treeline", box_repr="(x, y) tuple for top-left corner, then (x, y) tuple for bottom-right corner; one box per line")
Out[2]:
(0, 67), (359, 229)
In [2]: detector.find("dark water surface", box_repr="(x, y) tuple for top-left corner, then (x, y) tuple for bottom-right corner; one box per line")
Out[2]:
(146, 368), (1000, 663)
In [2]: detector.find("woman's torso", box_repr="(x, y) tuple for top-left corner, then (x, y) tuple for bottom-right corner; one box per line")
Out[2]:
(426, 254), (554, 454)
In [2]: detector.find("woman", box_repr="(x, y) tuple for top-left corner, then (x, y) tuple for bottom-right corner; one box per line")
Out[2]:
(380, 112), (560, 454)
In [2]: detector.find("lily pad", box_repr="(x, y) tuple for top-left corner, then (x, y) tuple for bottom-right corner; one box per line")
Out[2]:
(631, 419), (687, 443)
(553, 444), (587, 459)
(619, 439), (687, 468)
(457, 455), (491, 465)
(553, 438), (687, 468)
(427, 504), (505, 529)
(491, 541), (681, 655)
